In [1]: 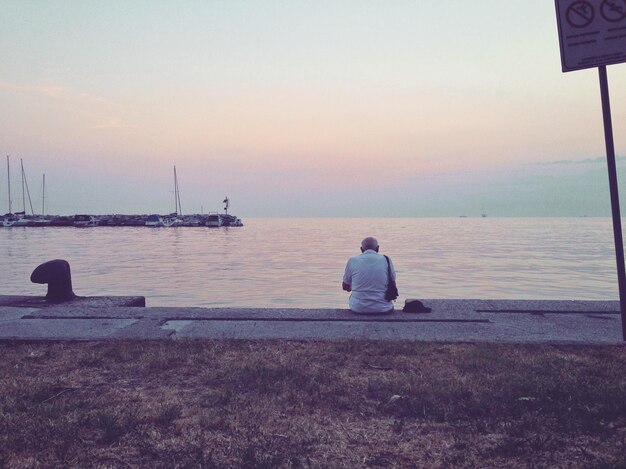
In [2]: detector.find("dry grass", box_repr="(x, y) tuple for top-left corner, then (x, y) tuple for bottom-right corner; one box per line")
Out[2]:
(0, 340), (625, 468)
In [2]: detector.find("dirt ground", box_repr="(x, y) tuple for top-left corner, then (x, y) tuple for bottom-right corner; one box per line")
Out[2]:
(1, 340), (625, 468)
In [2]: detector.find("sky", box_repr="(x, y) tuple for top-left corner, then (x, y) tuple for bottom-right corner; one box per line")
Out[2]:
(2, 1), (626, 217)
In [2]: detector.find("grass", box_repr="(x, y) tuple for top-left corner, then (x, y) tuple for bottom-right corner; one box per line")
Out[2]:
(0, 340), (625, 468)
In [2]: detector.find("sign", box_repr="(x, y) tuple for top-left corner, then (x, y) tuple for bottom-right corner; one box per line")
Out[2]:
(555, 0), (626, 71)
(555, 1), (626, 340)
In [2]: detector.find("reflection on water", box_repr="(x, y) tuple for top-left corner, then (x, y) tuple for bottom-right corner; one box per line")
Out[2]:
(0, 218), (619, 307)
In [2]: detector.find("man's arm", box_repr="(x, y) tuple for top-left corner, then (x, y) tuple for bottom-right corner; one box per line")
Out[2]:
(342, 259), (352, 292)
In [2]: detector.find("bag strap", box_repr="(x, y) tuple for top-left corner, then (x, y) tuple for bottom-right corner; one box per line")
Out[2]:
(383, 255), (392, 282)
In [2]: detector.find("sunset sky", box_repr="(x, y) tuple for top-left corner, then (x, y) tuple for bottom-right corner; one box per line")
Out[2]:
(2, 1), (626, 217)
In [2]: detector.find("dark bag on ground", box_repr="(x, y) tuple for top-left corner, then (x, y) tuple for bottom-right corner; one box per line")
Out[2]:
(402, 299), (432, 313)
(383, 255), (399, 301)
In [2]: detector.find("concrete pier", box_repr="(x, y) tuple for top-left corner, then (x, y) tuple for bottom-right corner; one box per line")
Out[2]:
(0, 296), (622, 344)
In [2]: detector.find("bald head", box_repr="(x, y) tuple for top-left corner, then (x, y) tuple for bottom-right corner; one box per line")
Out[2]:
(360, 237), (379, 252)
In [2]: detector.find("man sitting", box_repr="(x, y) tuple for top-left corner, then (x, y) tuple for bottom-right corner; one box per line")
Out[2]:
(342, 236), (396, 314)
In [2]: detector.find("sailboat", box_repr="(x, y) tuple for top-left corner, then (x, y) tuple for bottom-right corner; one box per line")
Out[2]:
(3, 158), (50, 227)
(163, 165), (185, 227)
(165, 165), (184, 226)
(147, 166), (184, 227)
(12, 159), (36, 226)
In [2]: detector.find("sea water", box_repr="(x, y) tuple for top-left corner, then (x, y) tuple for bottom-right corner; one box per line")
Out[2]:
(0, 217), (619, 307)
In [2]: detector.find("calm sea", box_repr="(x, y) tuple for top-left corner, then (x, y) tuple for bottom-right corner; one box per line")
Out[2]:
(0, 218), (620, 307)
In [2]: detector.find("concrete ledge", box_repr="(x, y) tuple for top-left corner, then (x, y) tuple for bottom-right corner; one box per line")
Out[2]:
(0, 299), (623, 343)
(0, 295), (146, 308)
(11, 299), (621, 320)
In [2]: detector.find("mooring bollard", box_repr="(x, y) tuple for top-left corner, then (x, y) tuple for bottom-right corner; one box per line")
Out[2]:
(30, 259), (77, 303)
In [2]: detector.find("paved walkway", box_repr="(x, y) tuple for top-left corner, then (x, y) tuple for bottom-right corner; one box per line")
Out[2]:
(0, 296), (624, 344)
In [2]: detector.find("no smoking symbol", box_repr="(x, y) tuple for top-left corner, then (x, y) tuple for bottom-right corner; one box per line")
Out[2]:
(601, 0), (626, 22)
(567, 1), (595, 27)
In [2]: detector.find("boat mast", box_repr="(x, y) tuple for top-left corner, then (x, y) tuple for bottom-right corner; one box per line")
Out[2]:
(20, 159), (34, 215)
(42, 174), (45, 216)
(173, 165), (182, 215)
(21, 159), (25, 213)
(177, 177), (182, 215)
(6, 155), (11, 214)
(178, 181), (182, 216)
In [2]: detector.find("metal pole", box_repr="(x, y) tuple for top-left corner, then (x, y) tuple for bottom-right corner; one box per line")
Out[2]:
(598, 65), (626, 341)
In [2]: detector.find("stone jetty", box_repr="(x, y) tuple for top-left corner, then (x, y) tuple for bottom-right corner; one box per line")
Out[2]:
(1, 213), (243, 227)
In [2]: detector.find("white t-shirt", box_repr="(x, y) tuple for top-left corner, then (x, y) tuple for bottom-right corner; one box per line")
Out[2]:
(343, 249), (396, 313)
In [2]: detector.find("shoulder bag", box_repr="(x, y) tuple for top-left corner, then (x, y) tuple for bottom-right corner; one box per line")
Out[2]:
(383, 255), (399, 301)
